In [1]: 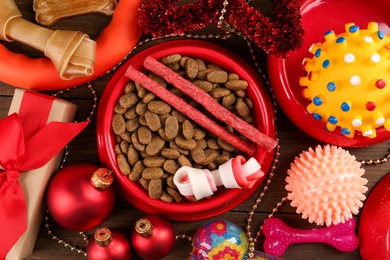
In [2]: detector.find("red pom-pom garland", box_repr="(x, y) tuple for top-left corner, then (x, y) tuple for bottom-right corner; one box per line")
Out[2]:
(138, 0), (304, 56)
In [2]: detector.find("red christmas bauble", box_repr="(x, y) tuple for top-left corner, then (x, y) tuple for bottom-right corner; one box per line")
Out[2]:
(130, 215), (175, 260)
(87, 227), (132, 260)
(46, 163), (115, 231)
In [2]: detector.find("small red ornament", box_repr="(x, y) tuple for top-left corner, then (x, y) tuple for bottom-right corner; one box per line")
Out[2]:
(46, 163), (115, 231)
(130, 215), (175, 260)
(87, 227), (132, 260)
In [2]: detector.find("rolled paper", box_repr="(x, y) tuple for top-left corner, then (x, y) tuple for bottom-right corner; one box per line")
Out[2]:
(1, 89), (88, 260)
(174, 156), (264, 200)
(262, 218), (359, 257)
(143, 56), (277, 152)
(0, 0), (96, 80)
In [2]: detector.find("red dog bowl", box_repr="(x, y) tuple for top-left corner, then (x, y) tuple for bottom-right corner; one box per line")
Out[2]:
(96, 39), (276, 221)
(268, 0), (390, 147)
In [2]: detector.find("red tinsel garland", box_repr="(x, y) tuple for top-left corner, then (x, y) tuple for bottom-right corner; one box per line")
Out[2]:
(138, 0), (304, 57)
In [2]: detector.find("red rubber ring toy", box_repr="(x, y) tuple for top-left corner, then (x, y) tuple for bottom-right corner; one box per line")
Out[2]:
(0, 0), (143, 90)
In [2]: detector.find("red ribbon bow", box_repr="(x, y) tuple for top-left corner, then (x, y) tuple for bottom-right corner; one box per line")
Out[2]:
(0, 97), (88, 258)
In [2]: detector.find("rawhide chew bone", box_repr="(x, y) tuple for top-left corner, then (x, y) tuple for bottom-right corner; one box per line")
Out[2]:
(33, 0), (118, 26)
(300, 22), (390, 138)
(125, 66), (257, 155)
(0, 0), (96, 80)
(174, 156), (264, 200)
(143, 56), (277, 152)
(262, 218), (359, 257)
(286, 144), (368, 226)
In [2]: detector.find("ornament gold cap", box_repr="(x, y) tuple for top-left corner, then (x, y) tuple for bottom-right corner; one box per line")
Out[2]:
(91, 168), (114, 189)
(135, 218), (153, 237)
(94, 227), (113, 247)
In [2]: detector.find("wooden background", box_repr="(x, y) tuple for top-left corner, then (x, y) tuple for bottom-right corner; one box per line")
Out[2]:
(1, 1), (388, 259)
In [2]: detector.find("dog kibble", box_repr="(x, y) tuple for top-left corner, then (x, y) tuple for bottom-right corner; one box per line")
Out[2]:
(163, 159), (180, 174)
(124, 107), (137, 119)
(196, 58), (207, 71)
(166, 175), (176, 188)
(148, 101), (171, 114)
(175, 135), (197, 150)
(185, 58), (199, 79)
(138, 178), (149, 190)
(210, 87), (231, 99)
(119, 92), (138, 109)
(136, 102), (148, 116)
(235, 100), (250, 118)
(127, 144), (139, 166)
(146, 136), (165, 155)
(131, 132), (146, 152)
(117, 154), (130, 175)
(160, 54), (182, 65)
(138, 115), (148, 126)
(143, 156), (166, 167)
(142, 167), (164, 179)
(124, 81), (136, 93)
(182, 120), (194, 140)
(148, 178), (163, 199)
(217, 138), (235, 152)
(225, 79), (248, 91)
(207, 139), (220, 150)
(193, 128), (206, 140)
(138, 126), (152, 145)
(196, 68), (212, 80)
(193, 80), (213, 92)
(191, 146), (206, 164)
(161, 148), (180, 159)
(164, 115), (179, 139)
(170, 141), (190, 155)
(160, 191), (173, 202)
(166, 187), (182, 202)
(207, 70), (228, 83)
(145, 111), (161, 131)
(222, 93), (236, 107)
(114, 144), (122, 155)
(120, 140), (129, 154)
(125, 117), (140, 132)
(113, 54), (256, 202)
(114, 102), (127, 114)
(177, 154), (192, 167)
(112, 114), (126, 135)
(129, 161), (144, 181)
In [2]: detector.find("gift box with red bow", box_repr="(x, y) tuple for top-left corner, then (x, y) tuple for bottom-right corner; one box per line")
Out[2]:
(0, 89), (88, 259)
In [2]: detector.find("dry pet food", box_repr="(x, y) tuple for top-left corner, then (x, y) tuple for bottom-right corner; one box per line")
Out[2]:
(113, 54), (263, 202)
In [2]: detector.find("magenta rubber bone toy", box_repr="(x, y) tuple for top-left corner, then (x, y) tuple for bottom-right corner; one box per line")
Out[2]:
(262, 218), (358, 256)
(173, 155), (264, 200)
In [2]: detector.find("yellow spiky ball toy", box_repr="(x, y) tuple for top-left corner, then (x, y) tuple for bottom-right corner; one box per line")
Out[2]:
(300, 22), (390, 138)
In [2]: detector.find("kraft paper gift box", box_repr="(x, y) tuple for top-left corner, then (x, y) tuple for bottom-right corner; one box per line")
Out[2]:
(2, 89), (80, 259)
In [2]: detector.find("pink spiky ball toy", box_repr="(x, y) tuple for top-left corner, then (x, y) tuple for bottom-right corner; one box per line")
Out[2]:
(286, 145), (368, 226)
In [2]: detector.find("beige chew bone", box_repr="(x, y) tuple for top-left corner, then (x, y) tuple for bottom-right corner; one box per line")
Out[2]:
(33, 0), (117, 26)
(0, 0), (96, 80)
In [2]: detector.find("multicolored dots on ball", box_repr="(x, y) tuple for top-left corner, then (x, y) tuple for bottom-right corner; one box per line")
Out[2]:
(300, 22), (390, 138)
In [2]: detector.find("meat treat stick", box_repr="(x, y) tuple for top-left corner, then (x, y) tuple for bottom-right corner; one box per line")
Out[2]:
(125, 66), (257, 155)
(143, 56), (277, 152)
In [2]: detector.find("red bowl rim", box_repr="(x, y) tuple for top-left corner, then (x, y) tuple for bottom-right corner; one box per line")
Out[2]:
(268, 0), (390, 147)
(97, 39), (276, 221)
